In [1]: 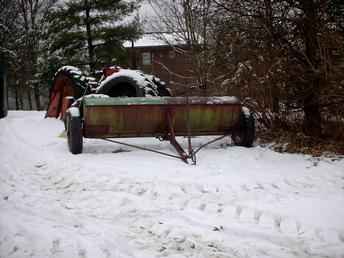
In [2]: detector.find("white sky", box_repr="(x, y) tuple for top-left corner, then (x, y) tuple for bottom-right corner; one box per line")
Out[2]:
(138, 0), (159, 32)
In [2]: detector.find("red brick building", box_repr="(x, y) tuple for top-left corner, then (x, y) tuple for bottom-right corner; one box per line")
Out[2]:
(124, 34), (194, 95)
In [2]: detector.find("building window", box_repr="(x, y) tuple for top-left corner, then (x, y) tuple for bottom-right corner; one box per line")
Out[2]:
(142, 52), (151, 65)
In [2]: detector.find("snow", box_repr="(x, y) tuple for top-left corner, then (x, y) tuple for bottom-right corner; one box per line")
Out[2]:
(204, 96), (240, 104)
(83, 94), (109, 99)
(1, 111), (344, 258)
(97, 69), (150, 91)
(67, 107), (80, 117)
(56, 66), (82, 75)
(123, 33), (186, 48)
(55, 66), (89, 82)
(242, 106), (251, 116)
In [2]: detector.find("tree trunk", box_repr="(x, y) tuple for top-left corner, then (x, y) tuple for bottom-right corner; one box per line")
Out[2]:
(27, 87), (33, 110)
(272, 92), (280, 113)
(15, 84), (19, 110)
(84, 0), (95, 72)
(301, 0), (322, 137)
(304, 90), (322, 137)
(264, 0), (279, 113)
(0, 62), (8, 118)
(18, 85), (24, 110)
(131, 40), (137, 69)
(34, 84), (41, 110)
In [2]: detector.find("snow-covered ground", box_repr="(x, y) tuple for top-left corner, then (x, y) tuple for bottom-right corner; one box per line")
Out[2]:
(1, 111), (344, 258)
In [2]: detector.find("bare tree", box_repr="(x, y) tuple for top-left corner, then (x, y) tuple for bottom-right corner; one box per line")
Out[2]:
(16, 0), (58, 110)
(148, 0), (217, 94)
(0, 0), (58, 110)
(213, 0), (344, 137)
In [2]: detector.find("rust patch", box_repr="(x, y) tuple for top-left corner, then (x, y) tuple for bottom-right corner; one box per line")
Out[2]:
(83, 97), (242, 138)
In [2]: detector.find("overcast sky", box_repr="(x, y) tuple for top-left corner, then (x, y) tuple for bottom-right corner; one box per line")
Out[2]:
(140, 0), (155, 17)
(138, 0), (158, 31)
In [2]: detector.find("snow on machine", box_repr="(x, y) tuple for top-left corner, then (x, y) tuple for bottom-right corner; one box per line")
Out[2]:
(46, 66), (255, 164)
(46, 65), (172, 119)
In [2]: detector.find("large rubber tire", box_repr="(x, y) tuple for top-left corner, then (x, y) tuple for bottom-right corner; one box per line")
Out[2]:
(52, 67), (92, 98)
(231, 111), (255, 147)
(157, 84), (172, 96)
(67, 113), (83, 154)
(96, 76), (145, 97)
(151, 77), (172, 96)
(46, 67), (90, 118)
(62, 96), (76, 130)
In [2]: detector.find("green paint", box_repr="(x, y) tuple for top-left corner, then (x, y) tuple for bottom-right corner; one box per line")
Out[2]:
(84, 97), (169, 106)
(83, 96), (242, 137)
(84, 96), (240, 107)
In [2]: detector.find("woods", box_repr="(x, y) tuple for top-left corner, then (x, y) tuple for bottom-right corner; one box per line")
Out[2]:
(46, 0), (142, 73)
(211, 0), (344, 139)
(1, 3), (344, 255)
(149, 0), (344, 141)
(1, 0), (343, 142)
(0, 0), (141, 110)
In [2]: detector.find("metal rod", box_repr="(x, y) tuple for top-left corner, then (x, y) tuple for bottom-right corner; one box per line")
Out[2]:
(102, 138), (185, 161)
(103, 133), (231, 164)
(166, 110), (189, 163)
(186, 95), (194, 163)
(169, 138), (189, 163)
(193, 134), (230, 155)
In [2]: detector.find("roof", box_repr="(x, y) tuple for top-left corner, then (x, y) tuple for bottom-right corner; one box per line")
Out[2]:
(123, 33), (187, 48)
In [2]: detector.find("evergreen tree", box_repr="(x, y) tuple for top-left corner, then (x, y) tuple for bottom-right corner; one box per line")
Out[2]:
(328, 0), (344, 33)
(0, 0), (18, 60)
(46, 0), (142, 73)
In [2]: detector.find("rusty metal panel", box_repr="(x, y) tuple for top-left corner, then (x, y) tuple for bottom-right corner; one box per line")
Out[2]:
(83, 97), (242, 138)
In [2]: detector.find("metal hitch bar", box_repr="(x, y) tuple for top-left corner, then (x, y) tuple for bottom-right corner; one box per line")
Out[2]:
(101, 109), (232, 164)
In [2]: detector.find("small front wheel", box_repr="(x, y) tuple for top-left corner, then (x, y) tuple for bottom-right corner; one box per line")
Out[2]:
(67, 112), (83, 154)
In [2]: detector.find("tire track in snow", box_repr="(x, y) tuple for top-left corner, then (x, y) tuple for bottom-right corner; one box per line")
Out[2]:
(128, 206), (342, 258)
(90, 177), (343, 244)
(103, 178), (344, 258)
(0, 116), (98, 258)
(1, 113), (343, 258)
(53, 173), (344, 257)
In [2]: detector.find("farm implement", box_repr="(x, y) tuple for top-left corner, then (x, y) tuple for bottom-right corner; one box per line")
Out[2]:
(46, 66), (255, 164)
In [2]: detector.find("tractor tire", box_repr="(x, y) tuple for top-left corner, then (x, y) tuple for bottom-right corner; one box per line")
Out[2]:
(54, 66), (93, 97)
(231, 109), (255, 147)
(62, 96), (76, 130)
(96, 76), (146, 97)
(46, 66), (92, 118)
(156, 84), (172, 96)
(67, 113), (83, 154)
(151, 76), (172, 96)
